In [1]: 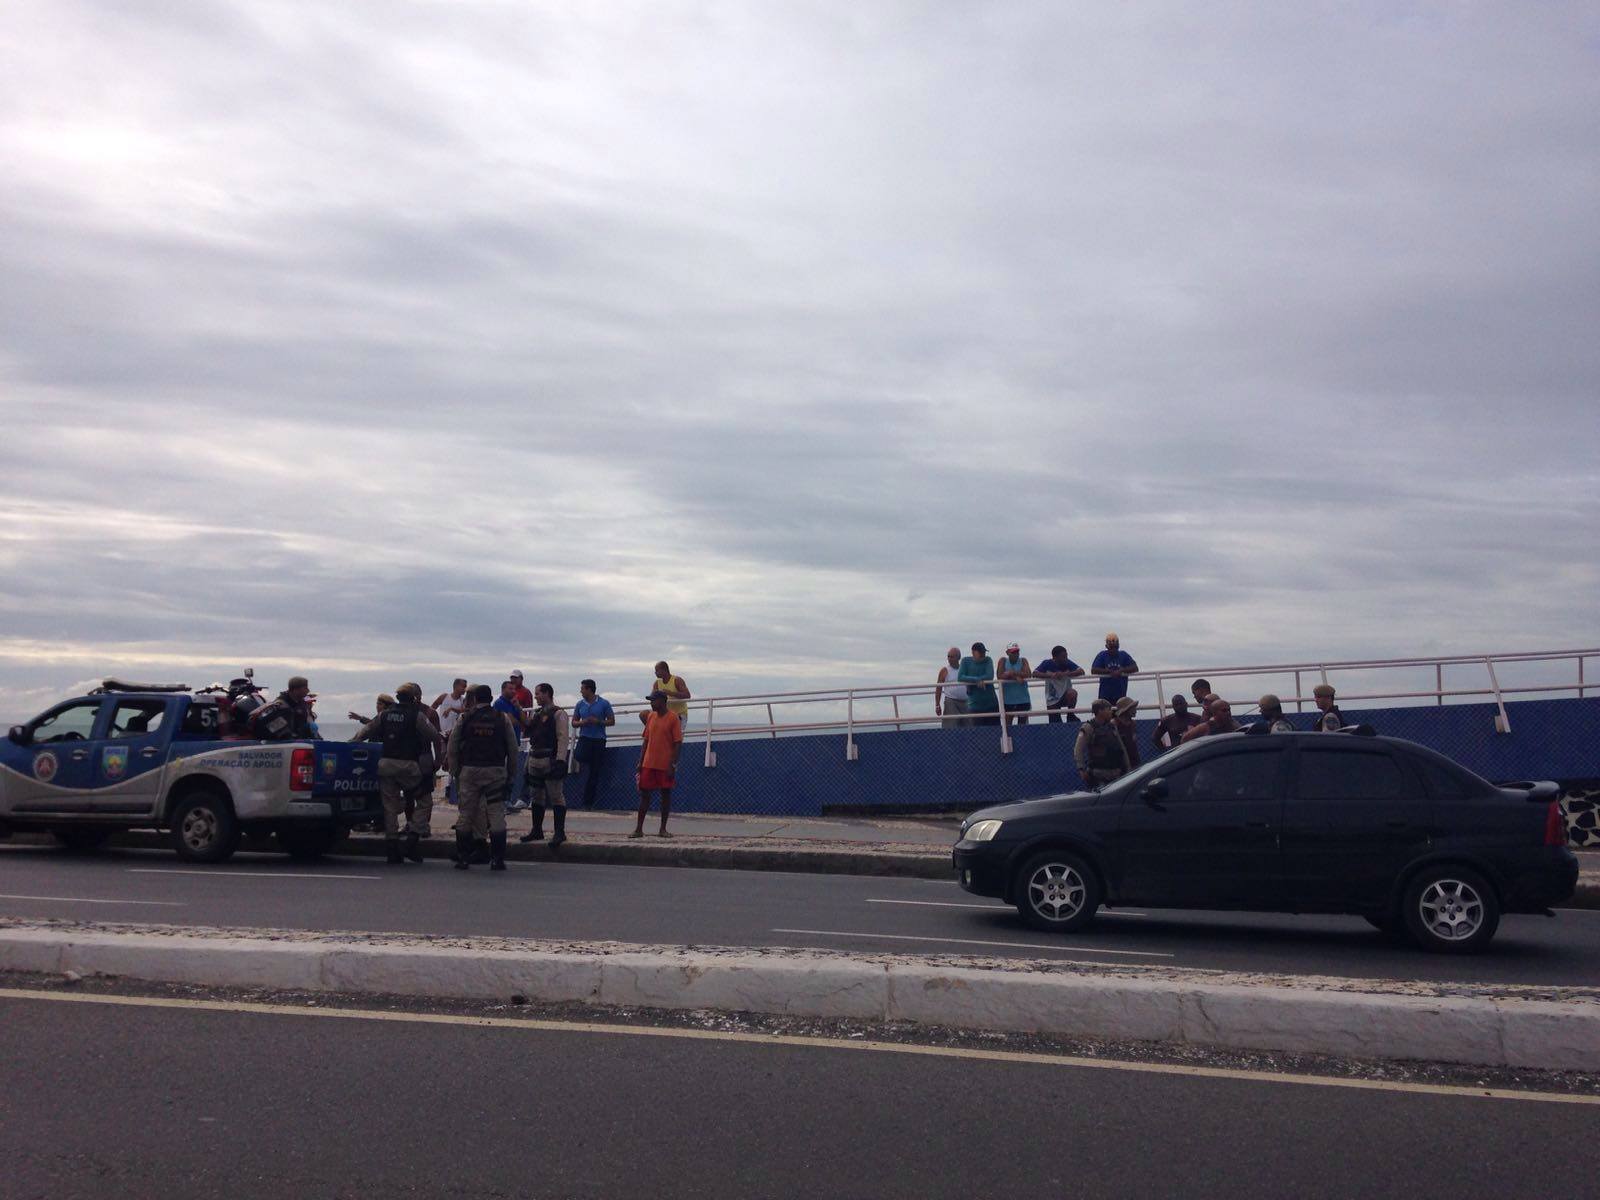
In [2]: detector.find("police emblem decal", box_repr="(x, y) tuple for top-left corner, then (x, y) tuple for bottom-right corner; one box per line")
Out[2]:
(103, 745), (129, 781)
(34, 751), (59, 783)
(321, 753), (337, 776)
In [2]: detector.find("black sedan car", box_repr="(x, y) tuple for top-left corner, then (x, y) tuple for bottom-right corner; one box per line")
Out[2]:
(952, 728), (1578, 953)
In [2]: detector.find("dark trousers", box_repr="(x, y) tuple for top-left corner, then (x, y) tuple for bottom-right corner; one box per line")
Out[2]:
(575, 738), (606, 806)
(1046, 696), (1081, 725)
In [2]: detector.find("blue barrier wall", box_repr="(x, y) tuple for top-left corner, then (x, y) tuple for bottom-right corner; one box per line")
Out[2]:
(543, 697), (1600, 819)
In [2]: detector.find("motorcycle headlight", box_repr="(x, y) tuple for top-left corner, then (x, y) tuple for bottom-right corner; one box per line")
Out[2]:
(964, 819), (1003, 842)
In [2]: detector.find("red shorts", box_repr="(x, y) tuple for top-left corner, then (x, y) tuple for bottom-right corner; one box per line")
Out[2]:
(638, 767), (676, 791)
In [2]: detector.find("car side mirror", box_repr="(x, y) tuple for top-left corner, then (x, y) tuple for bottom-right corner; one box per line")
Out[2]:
(1142, 777), (1169, 803)
(8, 724), (28, 745)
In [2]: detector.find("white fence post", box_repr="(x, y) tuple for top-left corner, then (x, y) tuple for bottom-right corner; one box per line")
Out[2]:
(1154, 673), (1167, 717)
(766, 702), (776, 740)
(1484, 658), (1510, 734)
(892, 693), (902, 732)
(1436, 663), (1444, 707)
(703, 699), (717, 768)
(1293, 670), (1302, 713)
(998, 677), (1013, 755)
(846, 689), (859, 761)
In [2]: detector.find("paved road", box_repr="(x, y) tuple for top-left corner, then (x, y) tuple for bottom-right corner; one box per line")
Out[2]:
(0, 989), (1593, 1200)
(2, 844), (1597, 985)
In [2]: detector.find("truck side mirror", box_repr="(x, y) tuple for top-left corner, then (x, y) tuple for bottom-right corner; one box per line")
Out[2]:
(8, 725), (28, 745)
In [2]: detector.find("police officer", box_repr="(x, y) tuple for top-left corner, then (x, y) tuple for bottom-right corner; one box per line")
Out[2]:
(448, 683), (519, 871)
(1074, 699), (1131, 789)
(1311, 683), (1346, 731)
(1258, 694), (1296, 732)
(521, 682), (571, 848)
(357, 682), (444, 864)
(251, 676), (316, 741)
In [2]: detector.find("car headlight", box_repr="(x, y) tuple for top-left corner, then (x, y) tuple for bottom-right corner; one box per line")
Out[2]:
(964, 819), (1004, 842)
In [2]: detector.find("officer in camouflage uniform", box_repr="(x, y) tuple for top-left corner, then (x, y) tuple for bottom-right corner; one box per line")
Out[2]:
(356, 682), (444, 864)
(448, 683), (519, 871)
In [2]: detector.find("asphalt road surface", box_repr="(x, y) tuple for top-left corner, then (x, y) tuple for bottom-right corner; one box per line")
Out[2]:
(2, 843), (1597, 985)
(1, 987), (1594, 1200)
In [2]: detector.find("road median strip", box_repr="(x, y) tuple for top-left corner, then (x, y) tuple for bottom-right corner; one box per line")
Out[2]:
(1, 919), (1595, 1073)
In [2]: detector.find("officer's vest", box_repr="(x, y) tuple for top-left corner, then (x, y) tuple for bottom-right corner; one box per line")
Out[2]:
(527, 708), (559, 756)
(1083, 721), (1124, 769)
(458, 707), (509, 768)
(379, 703), (422, 760)
(1316, 706), (1345, 731)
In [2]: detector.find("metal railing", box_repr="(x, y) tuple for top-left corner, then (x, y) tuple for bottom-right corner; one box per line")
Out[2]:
(567, 648), (1596, 767)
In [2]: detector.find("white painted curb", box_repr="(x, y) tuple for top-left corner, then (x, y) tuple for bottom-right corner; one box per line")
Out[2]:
(1, 926), (1595, 1072)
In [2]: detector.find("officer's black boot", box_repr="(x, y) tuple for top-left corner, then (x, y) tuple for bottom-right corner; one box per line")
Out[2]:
(520, 804), (546, 844)
(453, 830), (473, 870)
(490, 832), (507, 871)
(385, 837), (404, 865)
(402, 831), (423, 864)
(550, 806), (567, 849)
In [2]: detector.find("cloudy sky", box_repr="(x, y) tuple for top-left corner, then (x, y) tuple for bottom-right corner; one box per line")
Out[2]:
(1, 1), (1596, 723)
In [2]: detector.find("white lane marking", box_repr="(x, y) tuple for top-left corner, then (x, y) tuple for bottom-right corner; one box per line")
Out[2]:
(1, 988), (1592, 1106)
(866, 899), (1148, 918)
(772, 928), (1174, 958)
(127, 869), (382, 881)
(0, 894), (185, 907)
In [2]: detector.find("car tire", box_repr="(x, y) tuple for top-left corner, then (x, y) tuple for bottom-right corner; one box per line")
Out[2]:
(1401, 865), (1500, 954)
(1013, 850), (1102, 933)
(278, 827), (340, 861)
(51, 826), (114, 852)
(169, 790), (241, 864)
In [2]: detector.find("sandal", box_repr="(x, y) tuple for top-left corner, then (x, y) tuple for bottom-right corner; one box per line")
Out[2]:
(656, 830), (674, 839)
(627, 829), (643, 839)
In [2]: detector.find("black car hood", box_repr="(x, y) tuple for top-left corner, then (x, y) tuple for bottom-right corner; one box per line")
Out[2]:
(964, 790), (1106, 826)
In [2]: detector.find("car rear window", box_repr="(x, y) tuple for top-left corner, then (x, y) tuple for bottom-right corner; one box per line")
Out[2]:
(1407, 752), (1479, 800)
(1298, 747), (1406, 801)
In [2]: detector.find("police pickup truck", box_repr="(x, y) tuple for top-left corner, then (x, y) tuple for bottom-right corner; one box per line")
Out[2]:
(0, 681), (382, 862)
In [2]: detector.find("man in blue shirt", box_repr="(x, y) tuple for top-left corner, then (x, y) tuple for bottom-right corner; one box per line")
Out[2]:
(958, 642), (998, 725)
(572, 678), (616, 807)
(494, 680), (530, 811)
(1034, 645), (1085, 724)
(1090, 632), (1138, 703)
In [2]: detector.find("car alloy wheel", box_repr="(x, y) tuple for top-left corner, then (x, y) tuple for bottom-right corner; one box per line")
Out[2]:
(1416, 878), (1485, 942)
(1027, 861), (1087, 923)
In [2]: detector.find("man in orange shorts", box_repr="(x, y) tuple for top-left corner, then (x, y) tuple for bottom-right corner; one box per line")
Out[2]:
(631, 689), (683, 839)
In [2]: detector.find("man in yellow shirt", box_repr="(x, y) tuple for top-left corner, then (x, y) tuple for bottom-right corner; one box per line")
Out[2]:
(631, 690), (683, 839)
(643, 660), (691, 728)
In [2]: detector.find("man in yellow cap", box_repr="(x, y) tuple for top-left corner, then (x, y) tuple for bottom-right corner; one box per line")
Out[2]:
(1090, 633), (1138, 704)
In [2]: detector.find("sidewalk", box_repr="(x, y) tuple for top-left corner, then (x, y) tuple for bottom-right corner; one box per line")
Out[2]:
(347, 803), (956, 876)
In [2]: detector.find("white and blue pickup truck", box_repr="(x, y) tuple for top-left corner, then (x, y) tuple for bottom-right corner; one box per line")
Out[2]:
(0, 682), (382, 862)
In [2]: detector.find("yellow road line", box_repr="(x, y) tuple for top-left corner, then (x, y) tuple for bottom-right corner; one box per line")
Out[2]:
(1, 986), (1595, 1105)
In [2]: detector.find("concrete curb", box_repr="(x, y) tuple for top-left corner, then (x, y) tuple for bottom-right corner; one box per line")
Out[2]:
(1, 924), (1596, 1072)
(13, 829), (955, 880)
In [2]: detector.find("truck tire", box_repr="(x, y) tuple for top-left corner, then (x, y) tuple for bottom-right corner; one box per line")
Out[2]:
(169, 789), (241, 864)
(51, 826), (114, 852)
(278, 827), (340, 861)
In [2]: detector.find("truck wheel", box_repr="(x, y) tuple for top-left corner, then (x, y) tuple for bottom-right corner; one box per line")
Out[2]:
(1401, 865), (1500, 954)
(278, 827), (340, 861)
(51, 826), (114, 852)
(169, 790), (240, 864)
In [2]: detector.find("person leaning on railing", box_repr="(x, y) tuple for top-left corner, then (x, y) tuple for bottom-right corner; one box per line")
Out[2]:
(935, 646), (969, 724)
(958, 642), (998, 725)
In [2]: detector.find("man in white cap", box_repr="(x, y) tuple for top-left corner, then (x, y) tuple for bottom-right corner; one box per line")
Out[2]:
(509, 671), (533, 711)
(997, 642), (1033, 726)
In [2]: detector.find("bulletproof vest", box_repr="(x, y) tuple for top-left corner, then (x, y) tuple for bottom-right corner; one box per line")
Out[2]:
(527, 708), (558, 756)
(1083, 721), (1124, 769)
(1317, 706), (1345, 731)
(378, 702), (423, 760)
(458, 706), (509, 768)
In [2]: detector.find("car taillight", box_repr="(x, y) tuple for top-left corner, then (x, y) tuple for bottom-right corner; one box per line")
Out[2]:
(291, 748), (315, 793)
(1544, 800), (1565, 847)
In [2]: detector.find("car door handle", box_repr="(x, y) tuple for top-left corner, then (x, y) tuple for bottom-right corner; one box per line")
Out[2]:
(139, 748), (159, 758)
(1243, 821), (1273, 829)
(1384, 820), (1410, 829)
(69, 749), (89, 761)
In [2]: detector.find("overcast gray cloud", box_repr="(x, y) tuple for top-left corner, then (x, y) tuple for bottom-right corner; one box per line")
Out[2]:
(1, 1), (1597, 722)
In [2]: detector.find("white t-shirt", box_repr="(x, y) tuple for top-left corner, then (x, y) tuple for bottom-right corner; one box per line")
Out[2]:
(436, 694), (466, 736)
